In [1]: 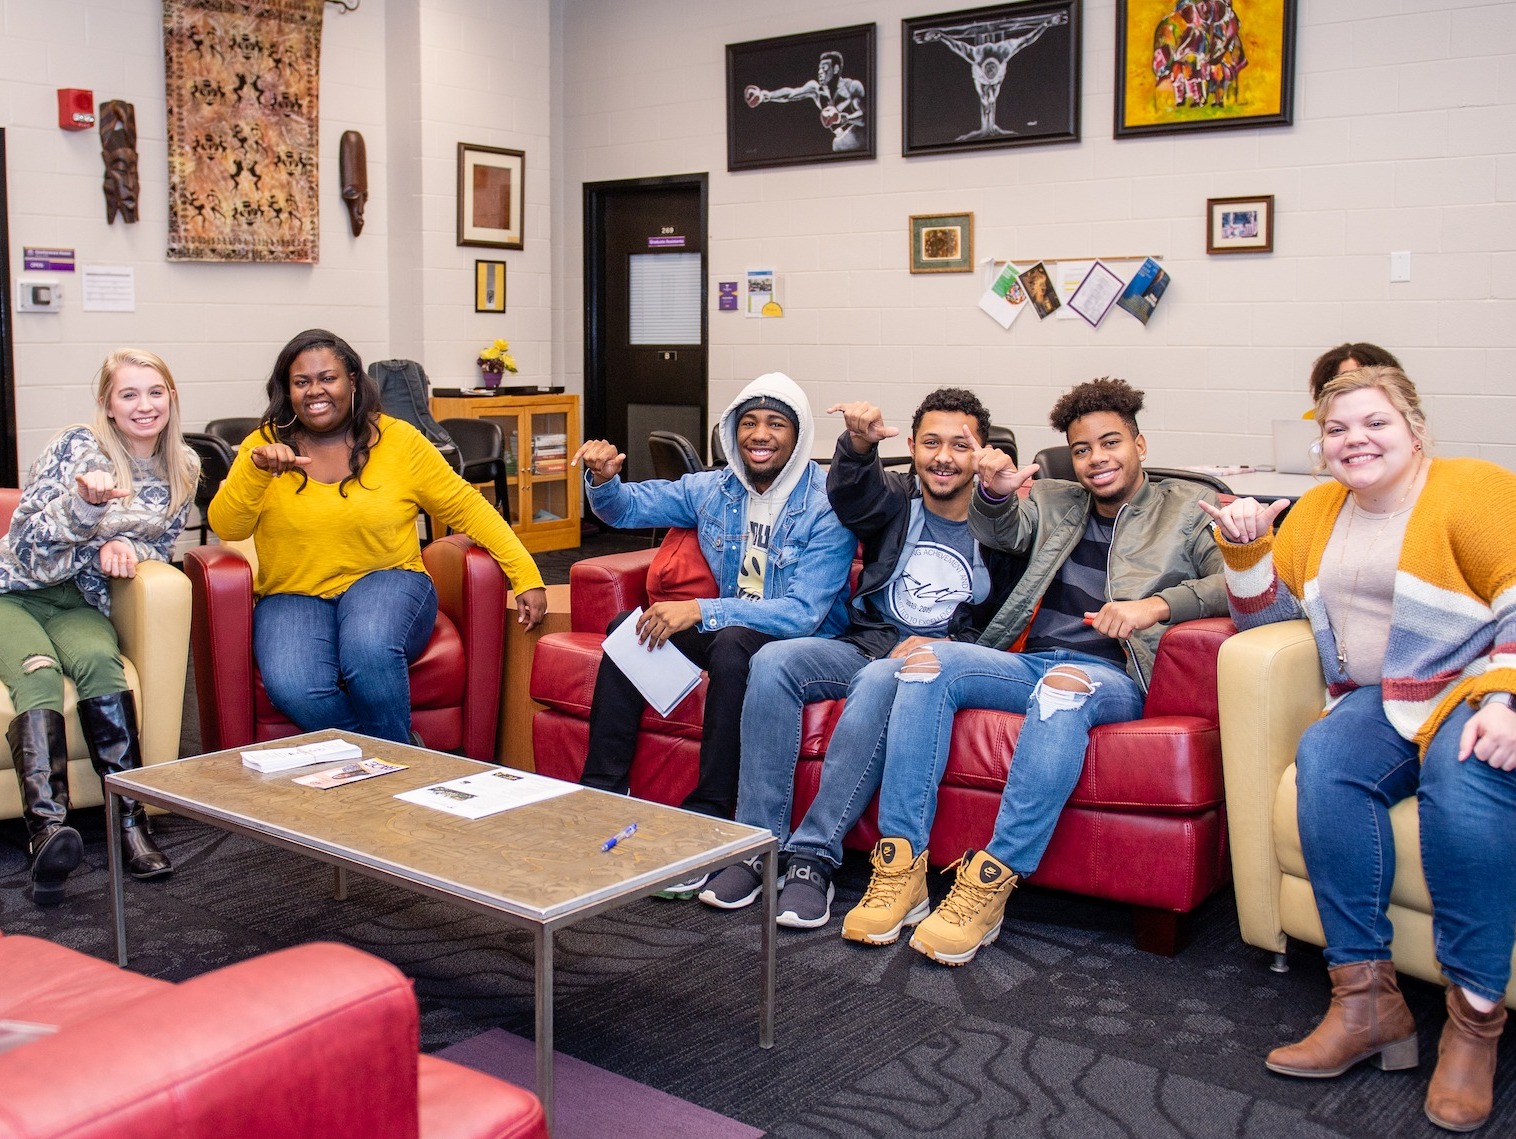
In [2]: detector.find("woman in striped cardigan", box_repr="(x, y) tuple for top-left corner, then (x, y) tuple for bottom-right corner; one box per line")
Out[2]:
(1203, 366), (1516, 1133)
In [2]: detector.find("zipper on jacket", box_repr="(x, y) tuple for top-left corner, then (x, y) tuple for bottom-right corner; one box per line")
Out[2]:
(1104, 499), (1150, 694)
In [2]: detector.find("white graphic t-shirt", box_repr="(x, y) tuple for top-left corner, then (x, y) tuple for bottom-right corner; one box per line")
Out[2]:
(879, 510), (977, 637)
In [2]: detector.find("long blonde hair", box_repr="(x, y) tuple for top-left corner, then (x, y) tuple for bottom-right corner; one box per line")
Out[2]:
(89, 348), (200, 514)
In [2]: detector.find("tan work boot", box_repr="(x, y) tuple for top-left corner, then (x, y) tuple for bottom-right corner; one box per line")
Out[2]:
(1266, 959), (1419, 1078)
(909, 849), (1018, 966)
(841, 837), (930, 945)
(1425, 985), (1506, 1132)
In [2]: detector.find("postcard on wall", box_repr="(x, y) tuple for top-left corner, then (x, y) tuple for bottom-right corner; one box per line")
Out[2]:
(293, 758), (408, 790)
(1116, 257), (1171, 325)
(977, 260), (1029, 330)
(1067, 261), (1124, 328)
(1020, 262), (1061, 319)
(396, 767), (579, 820)
(1053, 260), (1093, 320)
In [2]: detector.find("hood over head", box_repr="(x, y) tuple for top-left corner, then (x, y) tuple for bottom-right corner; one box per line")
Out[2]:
(718, 372), (814, 502)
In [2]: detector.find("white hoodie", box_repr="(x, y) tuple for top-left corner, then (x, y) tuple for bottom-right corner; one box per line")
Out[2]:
(717, 372), (815, 601)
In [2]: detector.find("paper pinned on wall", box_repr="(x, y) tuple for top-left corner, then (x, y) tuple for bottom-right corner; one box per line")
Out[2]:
(1053, 260), (1092, 320)
(977, 260), (1029, 330)
(81, 264), (135, 312)
(1066, 261), (1124, 328)
(1116, 257), (1171, 325)
(745, 268), (781, 317)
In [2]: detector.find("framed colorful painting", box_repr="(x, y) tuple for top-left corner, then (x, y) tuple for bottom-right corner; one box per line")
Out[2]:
(1114, 0), (1295, 138)
(909, 212), (975, 273)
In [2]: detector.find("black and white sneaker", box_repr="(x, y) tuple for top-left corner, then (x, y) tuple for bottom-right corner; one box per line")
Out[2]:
(654, 872), (709, 900)
(699, 855), (767, 909)
(776, 857), (834, 929)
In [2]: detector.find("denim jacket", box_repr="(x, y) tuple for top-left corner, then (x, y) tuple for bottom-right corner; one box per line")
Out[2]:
(585, 461), (853, 639)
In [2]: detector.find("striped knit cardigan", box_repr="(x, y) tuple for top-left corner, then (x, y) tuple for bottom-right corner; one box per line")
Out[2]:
(1216, 457), (1516, 753)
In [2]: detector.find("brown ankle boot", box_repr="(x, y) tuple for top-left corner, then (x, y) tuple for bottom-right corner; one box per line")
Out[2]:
(1425, 986), (1506, 1132)
(1266, 959), (1419, 1078)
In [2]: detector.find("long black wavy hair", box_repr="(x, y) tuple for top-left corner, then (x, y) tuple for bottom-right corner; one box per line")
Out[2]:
(259, 328), (383, 495)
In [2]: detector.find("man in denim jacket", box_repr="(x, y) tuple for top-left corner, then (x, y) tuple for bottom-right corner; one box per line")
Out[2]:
(573, 373), (854, 892)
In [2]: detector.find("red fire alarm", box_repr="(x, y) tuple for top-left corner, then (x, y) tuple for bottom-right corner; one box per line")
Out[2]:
(57, 89), (95, 131)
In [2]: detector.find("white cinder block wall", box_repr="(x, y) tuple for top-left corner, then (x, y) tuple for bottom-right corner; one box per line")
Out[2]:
(4, 0), (1513, 475)
(556, 0), (1516, 468)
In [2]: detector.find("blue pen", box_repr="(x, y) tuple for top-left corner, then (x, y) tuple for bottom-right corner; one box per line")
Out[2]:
(601, 823), (638, 852)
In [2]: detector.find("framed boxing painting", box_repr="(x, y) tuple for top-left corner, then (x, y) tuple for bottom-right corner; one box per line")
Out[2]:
(902, 1), (1081, 158)
(726, 24), (876, 171)
(1115, 0), (1296, 137)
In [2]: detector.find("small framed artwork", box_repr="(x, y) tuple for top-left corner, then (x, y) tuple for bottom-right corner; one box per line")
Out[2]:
(1115, 0), (1296, 138)
(1207, 195), (1275, 255)
(726, 24), (875, 171)
(910, 212), (974, 274)
(475, 260), (506, 313)
(902, 1), (1081, 158)
(457, 143), (525, 249)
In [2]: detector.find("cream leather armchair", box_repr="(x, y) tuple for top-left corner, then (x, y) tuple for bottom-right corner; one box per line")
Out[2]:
(1218, 619), (1516, 1007)
(0, 489), (191, 819)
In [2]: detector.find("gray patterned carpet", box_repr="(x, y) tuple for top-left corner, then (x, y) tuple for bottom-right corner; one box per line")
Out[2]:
(5, 528), (1510, 1136)
(2, 809), (1511, 1138)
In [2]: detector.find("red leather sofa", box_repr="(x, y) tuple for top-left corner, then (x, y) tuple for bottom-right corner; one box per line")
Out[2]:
(184, 537), (506, 761)
(530, 545), (1236, 954)
(0, 932), (546, 1139)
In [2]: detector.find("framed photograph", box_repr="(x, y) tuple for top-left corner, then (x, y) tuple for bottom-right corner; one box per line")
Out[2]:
(457, 143), (525, 249)
(1115, 0), (1296, 138)
(910, 212), (974, 274)
(474, 260), (506, 313)
(902, 1), (1081, 158)
(726, 24), (875, 171)
(1207, 195), (1274, 254)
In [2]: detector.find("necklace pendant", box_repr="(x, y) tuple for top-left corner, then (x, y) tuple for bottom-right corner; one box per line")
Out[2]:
(1336, 647), (1347, 670)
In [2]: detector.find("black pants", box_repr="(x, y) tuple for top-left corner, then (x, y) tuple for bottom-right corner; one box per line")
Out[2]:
(580, 610), (776, 818)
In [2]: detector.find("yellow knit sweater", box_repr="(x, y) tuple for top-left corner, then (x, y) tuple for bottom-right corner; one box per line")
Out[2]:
(1217, 457), (1516, 750)
(208, 415), (544, 600)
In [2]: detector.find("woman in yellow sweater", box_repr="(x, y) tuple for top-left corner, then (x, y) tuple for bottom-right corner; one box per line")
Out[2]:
(1203, 367), (1516, 1133)
(209, 329), (546, 744)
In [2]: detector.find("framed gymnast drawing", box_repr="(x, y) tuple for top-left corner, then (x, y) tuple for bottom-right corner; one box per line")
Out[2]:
(902, 1), (1081, 157)
(726, 24), (876, 171)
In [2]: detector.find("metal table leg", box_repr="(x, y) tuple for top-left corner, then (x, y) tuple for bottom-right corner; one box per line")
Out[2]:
(535, 924), (555, 1132)
(760, 846), (776, 1048)
(107, 787), (127, 965)
(333, 865), (349, 900)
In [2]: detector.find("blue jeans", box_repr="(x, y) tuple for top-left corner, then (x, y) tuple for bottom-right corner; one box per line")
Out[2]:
(789, 643), (1143, 872)
(1295, 686), (1516, 1003)
(737, 637), (872, 843)
(253, 569), (438, 744)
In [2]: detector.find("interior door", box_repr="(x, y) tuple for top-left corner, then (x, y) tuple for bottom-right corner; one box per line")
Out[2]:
(584, 175), (707, 483)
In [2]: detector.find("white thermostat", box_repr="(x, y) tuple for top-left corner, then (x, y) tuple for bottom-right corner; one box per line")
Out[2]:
(17, 280), (62, 312)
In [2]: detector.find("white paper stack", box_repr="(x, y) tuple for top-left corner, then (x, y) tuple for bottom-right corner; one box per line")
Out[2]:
(241, 739), (364, 774)
(601, 606), (704, 716)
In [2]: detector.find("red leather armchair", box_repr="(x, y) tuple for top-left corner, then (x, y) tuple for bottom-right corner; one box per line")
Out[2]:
(0, 931), (546, 1139)
(184, 537), (506, 760)
(531, 546), (1235, 954)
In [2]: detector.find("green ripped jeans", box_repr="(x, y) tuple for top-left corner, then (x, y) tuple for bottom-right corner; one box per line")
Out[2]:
(0, 582), (127, 715)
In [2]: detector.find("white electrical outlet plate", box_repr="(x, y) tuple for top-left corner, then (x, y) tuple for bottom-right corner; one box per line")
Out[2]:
(1389, 251), (1411, 282)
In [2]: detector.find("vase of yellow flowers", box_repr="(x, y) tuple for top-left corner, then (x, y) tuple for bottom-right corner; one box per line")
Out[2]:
(476, 339), (518, 389)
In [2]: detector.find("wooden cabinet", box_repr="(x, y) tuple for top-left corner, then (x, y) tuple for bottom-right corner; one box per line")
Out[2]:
(430, 392), (581, 553)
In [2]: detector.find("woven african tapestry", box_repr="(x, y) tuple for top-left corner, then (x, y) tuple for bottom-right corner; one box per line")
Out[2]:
(163, 0), (323, 263)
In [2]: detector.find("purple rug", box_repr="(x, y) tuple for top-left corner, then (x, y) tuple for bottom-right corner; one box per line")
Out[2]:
(438, 1029), (764, 1139)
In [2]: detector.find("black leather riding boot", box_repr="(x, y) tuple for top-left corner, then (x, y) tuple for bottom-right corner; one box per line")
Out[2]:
(75, 691), (172, 880)
(6, 708), (83, 905)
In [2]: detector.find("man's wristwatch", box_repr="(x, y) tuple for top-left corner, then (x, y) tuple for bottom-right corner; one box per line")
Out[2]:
(1479, 692), (1515, 711)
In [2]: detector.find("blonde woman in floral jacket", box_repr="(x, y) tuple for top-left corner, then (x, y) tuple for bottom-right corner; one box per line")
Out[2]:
(0, 349), (199, 904)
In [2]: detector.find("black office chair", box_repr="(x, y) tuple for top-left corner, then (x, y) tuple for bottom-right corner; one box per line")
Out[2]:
(1032, 445), (1076, 481)
(648, 431), (707, 481)
(986, 425), (1018, 466)
(183, 432), (236, 545)
(439, 417), (509, 514)
(709, 425), (727, 467)
(368, 359), (461, 472)
(205, 416), (260, 450)
(1146, 466), (1234, 494)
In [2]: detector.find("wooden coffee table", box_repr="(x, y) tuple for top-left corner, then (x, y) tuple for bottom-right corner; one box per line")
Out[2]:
(104, 730), (777, 1131)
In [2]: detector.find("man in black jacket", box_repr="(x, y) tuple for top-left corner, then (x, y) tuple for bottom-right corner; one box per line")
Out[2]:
(699, 388), (1023, 927)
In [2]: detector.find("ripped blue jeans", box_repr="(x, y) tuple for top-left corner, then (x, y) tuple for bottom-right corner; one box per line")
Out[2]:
(872, 643), (1143, 874)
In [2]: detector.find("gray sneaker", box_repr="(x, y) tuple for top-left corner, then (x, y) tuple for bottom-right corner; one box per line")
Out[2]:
(699, 855), (766, 909)
(776, 857), (834, 929)
(654, 872), (709, 900)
